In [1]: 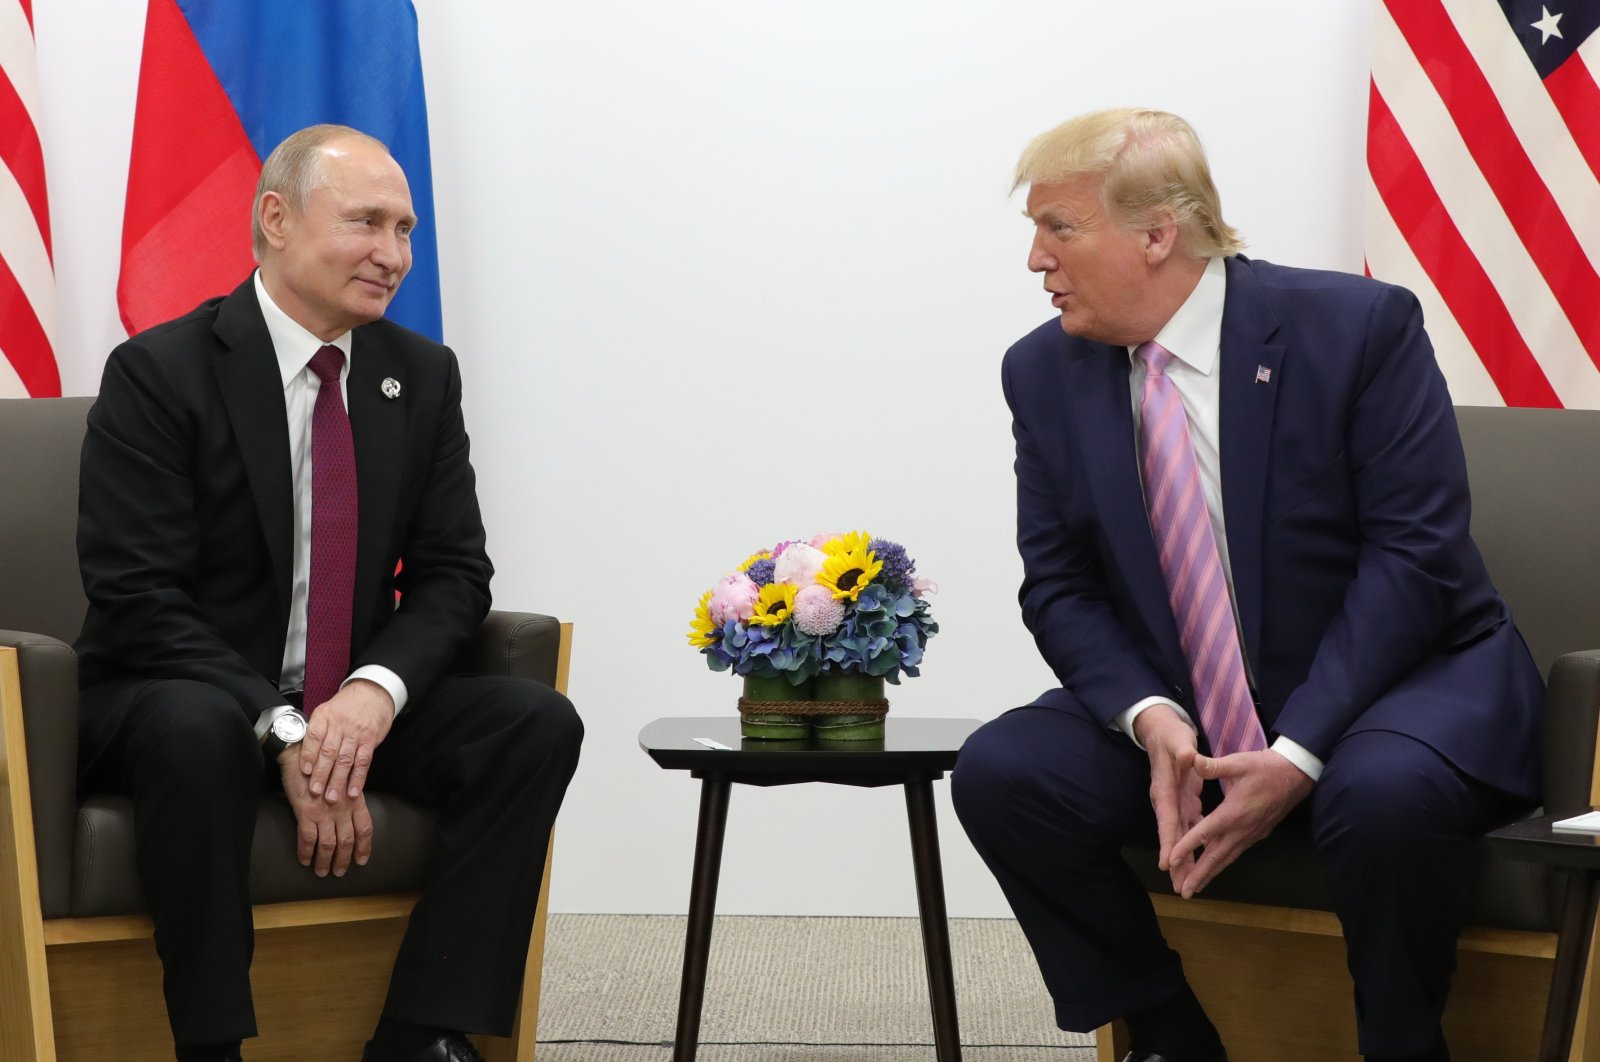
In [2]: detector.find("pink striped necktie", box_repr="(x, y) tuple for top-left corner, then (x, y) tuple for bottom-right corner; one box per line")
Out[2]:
(1137, 341), (1267, 767)
(303, 345), (357, 714)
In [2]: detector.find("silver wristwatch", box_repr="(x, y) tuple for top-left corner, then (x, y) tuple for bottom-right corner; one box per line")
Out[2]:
(260, 708), (308, 762)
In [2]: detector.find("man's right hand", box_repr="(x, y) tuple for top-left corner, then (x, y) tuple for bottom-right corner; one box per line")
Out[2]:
(278, 746), (373, 877)
(1133, 705), (1204, 878)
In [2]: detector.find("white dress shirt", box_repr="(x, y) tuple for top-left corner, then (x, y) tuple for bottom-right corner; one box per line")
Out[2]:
(255, 271), (407, 728)
(1110, 257), (1322, 781)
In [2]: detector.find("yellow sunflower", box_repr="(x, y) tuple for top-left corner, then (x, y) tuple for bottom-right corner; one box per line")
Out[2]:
(687, 590), (718, 648)
(818, 542), (882, 601)
(738, 550), (773, 572)
(748, 582), (798, 627)
(820, 530), (872, 557)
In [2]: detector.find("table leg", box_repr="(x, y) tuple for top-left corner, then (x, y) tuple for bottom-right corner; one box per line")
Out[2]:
(1541, 869), (1600, 1062)
(674, 776), (731, 1062)
(905, 778), (962, 1062)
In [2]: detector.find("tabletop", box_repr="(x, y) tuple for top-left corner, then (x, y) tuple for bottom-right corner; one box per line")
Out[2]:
(1485, 812), (1600, 873)
(639, 716), (983, 776)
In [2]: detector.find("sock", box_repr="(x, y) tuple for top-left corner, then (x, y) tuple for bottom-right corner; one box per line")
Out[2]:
(369, 1017), (448, 1058)
(1124, 984), (1225, 1057)
(175, 1042), (241, 1062)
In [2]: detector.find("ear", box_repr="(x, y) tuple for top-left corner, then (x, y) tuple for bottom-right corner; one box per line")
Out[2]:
(258, 191), (293, 252)
(1141, 215), (1181, 266)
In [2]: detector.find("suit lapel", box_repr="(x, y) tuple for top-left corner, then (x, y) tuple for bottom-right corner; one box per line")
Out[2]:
(1218, 256), (1284, 669)
(212, 282), (295, 623)
(1065, 344), (1185, 672)
(347, 327), (405, 650)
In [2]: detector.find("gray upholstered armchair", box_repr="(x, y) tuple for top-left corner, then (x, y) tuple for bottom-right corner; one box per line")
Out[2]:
(0, 396), (569, 1062)
(1093, 406), (1600, 1062)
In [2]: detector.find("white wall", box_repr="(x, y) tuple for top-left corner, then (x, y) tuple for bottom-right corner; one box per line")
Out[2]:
(33, 0), (1375, 917)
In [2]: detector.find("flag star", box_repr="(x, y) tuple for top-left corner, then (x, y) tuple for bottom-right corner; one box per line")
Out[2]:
(1532, 6), (1564, 44)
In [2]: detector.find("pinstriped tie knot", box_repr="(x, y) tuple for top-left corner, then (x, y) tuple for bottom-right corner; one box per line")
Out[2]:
(1137, 340), (1268, 774)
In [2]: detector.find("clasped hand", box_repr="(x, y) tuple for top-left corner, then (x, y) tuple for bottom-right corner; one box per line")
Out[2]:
(278, 679), (395, 877)
(1134, 705), (1314, 898)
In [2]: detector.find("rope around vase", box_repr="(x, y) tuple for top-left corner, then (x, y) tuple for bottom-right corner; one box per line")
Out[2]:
(737, 698), (890, 718)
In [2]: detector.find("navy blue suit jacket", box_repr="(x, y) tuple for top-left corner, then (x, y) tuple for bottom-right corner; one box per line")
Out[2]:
(1003, 255), (1541, 801)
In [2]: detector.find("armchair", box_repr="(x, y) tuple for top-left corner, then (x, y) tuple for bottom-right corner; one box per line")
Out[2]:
(0, 396), (569, 1062)
(1097, 406), (1600, 1062)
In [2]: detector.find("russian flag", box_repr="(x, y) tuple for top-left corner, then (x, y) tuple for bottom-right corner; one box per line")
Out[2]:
(117, 0), (442, 342)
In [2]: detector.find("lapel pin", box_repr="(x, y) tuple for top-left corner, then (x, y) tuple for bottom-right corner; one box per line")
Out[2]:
(381, 377), (402, 399)
(1254, 365), (1272, 384)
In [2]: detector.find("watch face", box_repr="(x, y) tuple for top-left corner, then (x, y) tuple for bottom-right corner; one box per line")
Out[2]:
(273, 712), (308, 745)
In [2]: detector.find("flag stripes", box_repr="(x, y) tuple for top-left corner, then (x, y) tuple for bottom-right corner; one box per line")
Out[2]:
(0, 0), (58, 397)
(1367, 0), (1600, 408)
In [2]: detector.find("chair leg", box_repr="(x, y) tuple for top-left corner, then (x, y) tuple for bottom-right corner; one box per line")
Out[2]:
(1095, 1020), (1127, 1062)
(0, 647), (57, 1062)
(479, 831), (555, 1062)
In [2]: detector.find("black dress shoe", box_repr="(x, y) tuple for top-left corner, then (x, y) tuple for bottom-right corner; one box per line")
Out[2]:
(1121, 1050), (1229, 1062)
(362, 1033), (486, 1062)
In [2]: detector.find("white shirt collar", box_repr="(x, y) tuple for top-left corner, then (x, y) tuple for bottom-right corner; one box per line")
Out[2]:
(1127, 255), (1227, 375)
(254, 270), (353, 388)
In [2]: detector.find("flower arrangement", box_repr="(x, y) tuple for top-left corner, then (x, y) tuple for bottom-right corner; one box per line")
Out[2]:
(687, 531), (937, 739)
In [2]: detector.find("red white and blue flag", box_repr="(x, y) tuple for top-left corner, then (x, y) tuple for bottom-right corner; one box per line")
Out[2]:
(0, 0), (59, 398)
(1367, 0), (1600, 408)
(118, 0), (443, 342)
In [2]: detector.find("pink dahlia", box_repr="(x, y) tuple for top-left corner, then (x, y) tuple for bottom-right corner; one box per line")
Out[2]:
(774, 542), (826, 587)
(793, 584), (845, 635)
(708, 572), (760, 625)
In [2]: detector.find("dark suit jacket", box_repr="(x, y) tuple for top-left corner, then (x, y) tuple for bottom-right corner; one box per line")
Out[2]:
(75, 278), (493, 770)
(1004, 255), (1541, 801)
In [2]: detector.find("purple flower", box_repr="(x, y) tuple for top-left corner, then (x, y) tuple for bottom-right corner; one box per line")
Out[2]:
(869, 537), (915, 591)
(746, 558), (777, 586)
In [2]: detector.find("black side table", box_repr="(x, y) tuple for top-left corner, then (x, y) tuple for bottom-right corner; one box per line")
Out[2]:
(640, 715), (981, 1062)
(1485, 812), (1600, 1062)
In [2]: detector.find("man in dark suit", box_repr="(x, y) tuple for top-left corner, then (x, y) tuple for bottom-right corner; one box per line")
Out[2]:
(75, 124), (582, 1062)
(951, 109), (1540, 1062)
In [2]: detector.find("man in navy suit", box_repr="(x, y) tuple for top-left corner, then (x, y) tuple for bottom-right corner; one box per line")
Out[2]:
(951, 109), (1540, 1062)
(76, 125), (581, 1062)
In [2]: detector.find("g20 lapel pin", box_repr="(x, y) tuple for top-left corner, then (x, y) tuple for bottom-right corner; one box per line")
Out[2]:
(381, 377), (402, 399)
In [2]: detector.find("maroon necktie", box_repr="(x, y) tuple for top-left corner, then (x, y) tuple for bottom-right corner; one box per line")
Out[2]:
(303, 345), (357, 713)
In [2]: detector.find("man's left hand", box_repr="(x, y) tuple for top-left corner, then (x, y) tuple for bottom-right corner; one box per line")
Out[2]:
(300, 678), (394, 803)
(1166, 750), (1315, 898)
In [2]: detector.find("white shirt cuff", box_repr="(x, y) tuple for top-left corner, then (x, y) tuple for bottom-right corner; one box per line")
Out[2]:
(1270, 735), (1323, 781)
(254, 703), (298, 741)
(1115, 697), (1197, 749)
(345, 665), (408, 718)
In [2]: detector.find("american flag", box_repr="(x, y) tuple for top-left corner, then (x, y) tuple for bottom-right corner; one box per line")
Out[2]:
(1366, 0), (1600, 408)
(0, 0), (59, 397)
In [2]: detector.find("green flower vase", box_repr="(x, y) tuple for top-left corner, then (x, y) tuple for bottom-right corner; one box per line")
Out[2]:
(740, 674), (812, 739)
(811, 671), (887, 741)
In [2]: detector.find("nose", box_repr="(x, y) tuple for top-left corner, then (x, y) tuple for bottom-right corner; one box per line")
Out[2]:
(1028, 234), (1055, 274)
(370, 227), (407, 273)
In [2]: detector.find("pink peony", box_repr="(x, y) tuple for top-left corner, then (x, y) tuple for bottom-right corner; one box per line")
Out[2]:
(793, 584), (845, 635)
(773, 542), (826, 587)
(708, 572), (760, 625)
(809, 531), (843, 549)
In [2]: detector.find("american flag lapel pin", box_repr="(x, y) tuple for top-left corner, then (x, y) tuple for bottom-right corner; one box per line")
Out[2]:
(1254, 365), (1272, 384)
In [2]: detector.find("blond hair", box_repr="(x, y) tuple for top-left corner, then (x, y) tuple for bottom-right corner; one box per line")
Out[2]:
(1014, 108), (1244, 258)
(251, 124), (390, 259)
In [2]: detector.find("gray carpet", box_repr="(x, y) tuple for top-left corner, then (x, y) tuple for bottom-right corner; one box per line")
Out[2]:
(536, 914), (1097, 1060)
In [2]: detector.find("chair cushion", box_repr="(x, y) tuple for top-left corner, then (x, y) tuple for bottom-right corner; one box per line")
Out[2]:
(1123, 816), (1561, 934)
(70, 792), (438, 918)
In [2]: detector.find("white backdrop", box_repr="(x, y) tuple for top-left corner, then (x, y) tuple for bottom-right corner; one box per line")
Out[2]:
(32, 0), (1375, 917)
